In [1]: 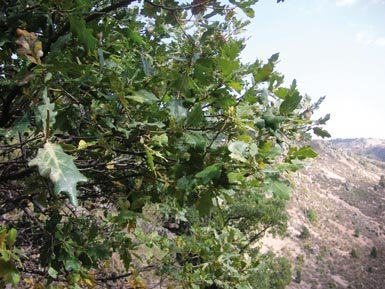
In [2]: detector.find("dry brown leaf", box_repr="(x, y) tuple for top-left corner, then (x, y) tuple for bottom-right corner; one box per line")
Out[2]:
(15, 28), (44, 64)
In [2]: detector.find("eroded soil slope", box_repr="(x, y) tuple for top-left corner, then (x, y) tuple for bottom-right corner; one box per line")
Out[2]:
(265, 140), (385, 289)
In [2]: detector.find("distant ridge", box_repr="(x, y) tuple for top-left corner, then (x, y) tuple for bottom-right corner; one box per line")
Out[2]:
(330, 138), (385, 162)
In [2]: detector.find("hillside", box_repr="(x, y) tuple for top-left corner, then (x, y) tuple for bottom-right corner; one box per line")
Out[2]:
(264, 139), (385, 289)
(331, 138), (385, 162)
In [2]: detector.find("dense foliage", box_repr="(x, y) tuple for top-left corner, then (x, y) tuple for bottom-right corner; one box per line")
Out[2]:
(0, 0), (329, 288)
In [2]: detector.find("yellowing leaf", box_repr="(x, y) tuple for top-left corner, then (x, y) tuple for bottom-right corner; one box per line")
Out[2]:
(82, 274), (95, 288)
(228, 80), (243, 92)
(77, 139), (88, 150)
(48, 267), (58, 279)
(106, 161), (115, 170)
(145, 149), (155, 173)
(28, 142), (87, 206)
(6, 228), (17, 246)
(127, 90), (158, 103)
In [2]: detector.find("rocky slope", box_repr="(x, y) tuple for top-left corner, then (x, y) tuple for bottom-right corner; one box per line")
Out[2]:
(264, 139), (385, 289)
(331, 138), (385, 162)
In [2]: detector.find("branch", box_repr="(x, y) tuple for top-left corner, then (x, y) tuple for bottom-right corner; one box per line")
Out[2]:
(0, 192), (37, 216)
(21, 206), (46, 230)
(95, 265), (157, 282)
(48, 0), (139, 52)
(204, 119), (228, 157)
(143, 0), (213, 11)
(21, 268), (66, 282)
(240, 225), (272, 253)
(22, 265), (156, 284)
(85, 0), (139, 22)
(0, 168), (34, 182)
(0, 86), (21, 127)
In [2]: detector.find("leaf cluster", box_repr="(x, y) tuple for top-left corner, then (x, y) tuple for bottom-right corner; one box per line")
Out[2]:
(0, 0), (329, 288)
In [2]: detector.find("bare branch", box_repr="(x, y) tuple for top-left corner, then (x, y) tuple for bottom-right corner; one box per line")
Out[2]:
(95, 265), (157, 282)
(240, 225), (272, 253)
(143, 0), (213, 11)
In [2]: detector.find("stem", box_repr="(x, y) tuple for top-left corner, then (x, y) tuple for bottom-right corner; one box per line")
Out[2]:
(44, 109), (50, 143)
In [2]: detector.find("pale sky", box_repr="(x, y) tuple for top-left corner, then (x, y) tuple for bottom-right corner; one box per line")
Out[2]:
(241, 0), (385, 139)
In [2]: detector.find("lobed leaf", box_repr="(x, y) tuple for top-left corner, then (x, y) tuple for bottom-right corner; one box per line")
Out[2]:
(313, 127), (331, 138)
(28, 142), (87, 206)
(279, 91), (302, 115)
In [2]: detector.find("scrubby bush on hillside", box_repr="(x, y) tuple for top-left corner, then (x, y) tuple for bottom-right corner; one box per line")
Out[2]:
(0, 0), (328, 287)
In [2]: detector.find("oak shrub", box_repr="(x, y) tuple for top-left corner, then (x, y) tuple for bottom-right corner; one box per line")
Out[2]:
(0, 0), (329, 288)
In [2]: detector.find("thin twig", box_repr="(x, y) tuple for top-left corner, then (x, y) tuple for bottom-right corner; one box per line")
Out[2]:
(204, 119), (228, 157)
(144, 0), (212, 11)
(0, 193), (37, 216)
(240, 225), (271, 253)
(21, 206), (46, 230)
(95, 265), (157, 282)
(0, 168), (34, 182)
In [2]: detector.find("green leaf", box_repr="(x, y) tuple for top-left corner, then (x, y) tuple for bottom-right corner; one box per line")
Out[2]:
(197, 191), (214, 216)
(279, 91), (302, 115)
(168, 100), (187, 121)
(217, 59), (239, 79)
(48, 267), (58, 279)
(276, 161), (303, 172)
(36, 88), (57, 131)
(228, 80), (243, 93)
(194, 58), (214, 85)
(6, 229), (17, 246)
(151, 134), (168, 147)
(316, 113), (330, 125)
(313, 127), (331, 138)
(50, 34), (72, 52)
(120, 249), (131, 270)
(254, 63), (273, 82)
(249, 143), (258, 156)
(145, 149), (155, 172)
(274, 87), (289, 99)
(141, 53), (155, 76)
(69, 15), (97, 50)
(185, 104), (204, 128)
(228, 141), (248, 162)
(262, 112), (284, 130)
(127, 90), (158, 103)
(195, 164), (221, 185)
(269, 52), (280, 63)
(28, 142), (87, 206)
(177, 176), (194, 192)
(267, 179), (291, 200)
(242, 7), (255, 18)
(128, 30), (145, 45)
(221, 41), (241, 60)
(0, 259), (20, 286)
(97, 48), (104, 68)
(184, 132), (207, 150)
(0, 113), (29, 138)
(227, 171), (244, 184)
(288, 146), (318, 160)
(64, 257), (80, 271)
(213, 93), (237, 109)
